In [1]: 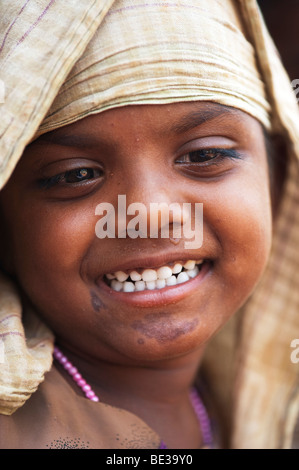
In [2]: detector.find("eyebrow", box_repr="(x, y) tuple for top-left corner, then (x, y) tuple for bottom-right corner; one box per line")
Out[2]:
(38, 132), (99, 148)
(169, 104), (240, 134)
(37, 104), (239, 148)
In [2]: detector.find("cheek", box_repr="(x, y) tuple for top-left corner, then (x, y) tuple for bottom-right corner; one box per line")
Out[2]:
(9, 203), (97, 299)
(206, 172), (273, 301)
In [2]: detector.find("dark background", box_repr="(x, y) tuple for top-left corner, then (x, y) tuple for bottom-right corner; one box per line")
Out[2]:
(258, 0), (299, 80)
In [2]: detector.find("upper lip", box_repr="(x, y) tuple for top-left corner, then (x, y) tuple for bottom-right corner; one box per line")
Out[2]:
(101, 252), (207, 276)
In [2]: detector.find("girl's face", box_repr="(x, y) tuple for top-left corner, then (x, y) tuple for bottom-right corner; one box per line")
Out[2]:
(0, 102), (272, 365)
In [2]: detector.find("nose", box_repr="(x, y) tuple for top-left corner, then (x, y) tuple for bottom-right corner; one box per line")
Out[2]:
(118, 196), (191, 240)
(115, 161), (192, 240)
(95, 157), (203, 248)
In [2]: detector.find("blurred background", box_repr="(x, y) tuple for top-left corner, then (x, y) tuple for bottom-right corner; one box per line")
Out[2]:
(258, 0), (299, 80)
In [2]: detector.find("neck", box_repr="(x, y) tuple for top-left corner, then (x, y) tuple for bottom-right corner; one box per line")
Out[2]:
(54, 343), (207, 448)
(57, 342), (205, 405)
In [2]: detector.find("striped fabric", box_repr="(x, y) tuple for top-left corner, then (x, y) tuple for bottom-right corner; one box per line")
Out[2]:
(37, 0), (271, 137)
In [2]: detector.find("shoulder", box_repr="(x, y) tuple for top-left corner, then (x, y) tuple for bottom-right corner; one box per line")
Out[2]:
(0, 365), (160, 449)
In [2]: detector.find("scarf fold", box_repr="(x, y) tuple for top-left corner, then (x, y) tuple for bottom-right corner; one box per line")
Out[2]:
(0, 272), (54, 415)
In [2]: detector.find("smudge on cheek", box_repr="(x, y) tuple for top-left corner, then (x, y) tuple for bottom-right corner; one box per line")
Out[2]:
(131, 312), (198, 344)
(90, 290), (107, 312)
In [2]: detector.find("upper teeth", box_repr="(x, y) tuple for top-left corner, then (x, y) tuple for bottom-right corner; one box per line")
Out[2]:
(105, 260), (203, 292)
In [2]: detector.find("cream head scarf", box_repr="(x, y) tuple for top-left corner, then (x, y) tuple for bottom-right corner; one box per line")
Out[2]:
(0, 0), (298, 449)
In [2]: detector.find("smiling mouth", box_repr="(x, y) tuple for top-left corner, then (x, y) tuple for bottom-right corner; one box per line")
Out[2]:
(103, 260), (205, 292)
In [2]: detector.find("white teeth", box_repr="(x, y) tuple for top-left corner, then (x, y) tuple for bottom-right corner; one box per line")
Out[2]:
(166, 275), (177, 286)
(156, 266), (173, 279)
(177, 271), (189, 284)
(156, 279), (166, 289)
(187, 266), (199, 278)
(141, 269), (158, 282)
(172, 263), (183, 274)
(115, 271), (129, 282)
(111, 280), (123, 291)
(130, 271), (142, 281)
(135, 280), (146, 291)
(183, 260), (196, 270)
(146, 281), (156, 290)
(107, 260), (204, 292)
(106, 273), (116, 280)
(123, 281), (135, 292)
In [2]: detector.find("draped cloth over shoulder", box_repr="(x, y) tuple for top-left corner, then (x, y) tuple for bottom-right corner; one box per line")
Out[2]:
(0, 0), (116, 416)
(0, 0), (298, 448)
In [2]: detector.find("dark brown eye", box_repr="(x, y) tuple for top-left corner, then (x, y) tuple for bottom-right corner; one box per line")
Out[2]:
(39, 167), (104, 189)
(188, 150), (220, 162)
(64, 168), (97, 183)
(176, 148), (241, 164)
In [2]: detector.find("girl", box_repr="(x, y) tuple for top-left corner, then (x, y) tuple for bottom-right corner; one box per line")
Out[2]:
(0, 0), (298, 449)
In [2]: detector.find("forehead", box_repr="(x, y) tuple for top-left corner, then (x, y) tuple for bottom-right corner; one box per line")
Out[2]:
(36, 101), (254, 148)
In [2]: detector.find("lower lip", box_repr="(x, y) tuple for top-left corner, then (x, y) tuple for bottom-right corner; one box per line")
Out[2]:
(96, 262), (211, 308)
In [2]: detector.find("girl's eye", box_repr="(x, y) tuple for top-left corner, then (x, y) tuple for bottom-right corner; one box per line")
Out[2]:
(39, 167), (103, 189)
(64, 168), (96, 183)
(176, 148), (241, 165)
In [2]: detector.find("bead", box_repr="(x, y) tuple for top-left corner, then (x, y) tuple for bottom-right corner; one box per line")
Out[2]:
(64, 361), (72, 370)
(189, 387), (213, 447)
(54, 350), (63, 360)
(73, 373), (82, 381)
(53, 346), (100, 404)
(77, 378), (86, 387)
(68, 366), (78, 376)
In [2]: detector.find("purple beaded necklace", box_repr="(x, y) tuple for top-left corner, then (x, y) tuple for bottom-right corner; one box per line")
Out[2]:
(54, 346), (100, 401)
(53, 345), (214, 449)
(158, 388), (214, 449)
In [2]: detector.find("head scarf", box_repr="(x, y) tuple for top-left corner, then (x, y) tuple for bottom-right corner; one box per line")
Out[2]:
(0, 0), (298, 449)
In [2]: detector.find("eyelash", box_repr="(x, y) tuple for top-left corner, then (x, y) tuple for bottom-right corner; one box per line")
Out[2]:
(38, 168), (103, 189)
(176, 148), (242, 165)
(38, 148), (241, 190)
